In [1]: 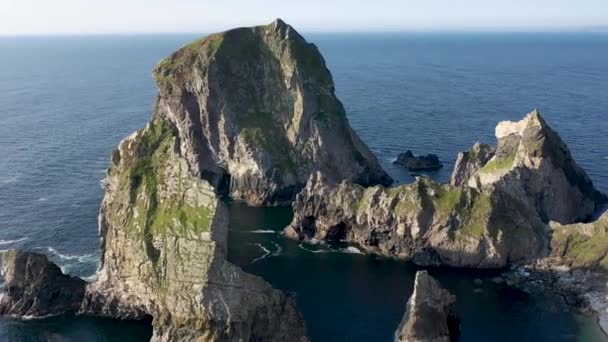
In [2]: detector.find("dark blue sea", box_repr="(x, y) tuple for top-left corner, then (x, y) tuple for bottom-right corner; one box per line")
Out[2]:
(1, 32), (607, 341)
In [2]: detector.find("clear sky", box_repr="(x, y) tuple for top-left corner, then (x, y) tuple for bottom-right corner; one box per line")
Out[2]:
(1, 0), (607, 35)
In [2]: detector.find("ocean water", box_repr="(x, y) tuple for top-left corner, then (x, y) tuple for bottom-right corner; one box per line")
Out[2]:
(0, 32), (607, 341)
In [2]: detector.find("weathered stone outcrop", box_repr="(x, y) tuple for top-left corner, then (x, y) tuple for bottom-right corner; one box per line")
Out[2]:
(449, 142), (494, 187)
(394, 271), (459, 342)
(284, 171), (548, 268)
(79, 119), (308, 341)
(394, 151), (443, 171)
(549, 211), (608, 271)
(0, 250), (86, 317)
(285, 110), (606, 268)
(152, 18), (391, 205)
(467, 110), (606, 223)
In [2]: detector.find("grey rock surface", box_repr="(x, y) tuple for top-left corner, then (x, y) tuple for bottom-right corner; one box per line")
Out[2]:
(81, 119), (308, 341)
(0, 250), (86, 317)
(286, 111), (606, 268)
(468, 110), (606, 223)
(394, 271), (459, 342)
(152, 18), (391, 205)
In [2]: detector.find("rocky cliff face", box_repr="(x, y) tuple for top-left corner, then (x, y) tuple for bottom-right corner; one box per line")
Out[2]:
(467, 110), (606, 223)
(394, 271), (459, 342)
(0, 250), (86, 317)
(79, 119), (308, 341)
(285, 111), (606, 268)
(284, 171), (548, 268)
(549, 211), (608, 271)
(152, 19), (391, 205)
(449, 142), (494, 187)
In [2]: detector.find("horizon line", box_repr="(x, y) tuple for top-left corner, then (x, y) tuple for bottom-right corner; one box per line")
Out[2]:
(1, 26), (608, 38)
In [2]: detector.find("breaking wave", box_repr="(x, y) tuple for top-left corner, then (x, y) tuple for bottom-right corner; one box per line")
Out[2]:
(0, 237), (28, 245)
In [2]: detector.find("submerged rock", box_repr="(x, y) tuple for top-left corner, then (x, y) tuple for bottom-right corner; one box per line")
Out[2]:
(394, 151), (443, 171)
(80, 119), (308, 341)
(153, 18), (391, 205)
(286, 111), (606, 268)
(0, 250), (86, 317)
(395, 271), (459, 342)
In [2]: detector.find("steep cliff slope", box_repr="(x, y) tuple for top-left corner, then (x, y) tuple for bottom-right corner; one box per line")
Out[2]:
(468, 110), (606, 223)
(153, 19), (391, 205)
(79, 119), (308, 341)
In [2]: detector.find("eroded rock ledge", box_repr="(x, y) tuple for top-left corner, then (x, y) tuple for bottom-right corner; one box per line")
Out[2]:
(394, 271), (459, 342)
(285, 110), (607, 268)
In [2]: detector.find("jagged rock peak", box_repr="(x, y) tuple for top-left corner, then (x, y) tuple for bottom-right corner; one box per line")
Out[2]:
(152, 19), (391, 205)
(0, 250), (86, 317)
(449, 142), (495, 187)
(472, 109), (606, 223)
(394, 271), (459, 342)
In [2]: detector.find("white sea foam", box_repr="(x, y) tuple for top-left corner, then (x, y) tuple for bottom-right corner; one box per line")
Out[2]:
(0, 237), (28, 245)
(271, 242), (282, 256)
(249, 229), (276, 234)
(298, 244), (327, 254)
(38, 197), (48, 201)
(250, 243), (271, 263)
(45, 247), (98, 263)
(99, 178), (107, 189)
(82, 272), (99, 282)
(339, 246), (364, 254)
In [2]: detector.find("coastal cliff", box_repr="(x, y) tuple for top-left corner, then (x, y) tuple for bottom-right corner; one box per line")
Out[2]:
(152, 19), (391, 205)
(80, 119), (308, 340)
(285, 110), (606, 268)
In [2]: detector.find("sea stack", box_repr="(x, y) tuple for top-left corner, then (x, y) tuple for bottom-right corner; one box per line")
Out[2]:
(468, 110), (607, 223)
(394, 271), (459, 342)
(153, 18), (391, 205)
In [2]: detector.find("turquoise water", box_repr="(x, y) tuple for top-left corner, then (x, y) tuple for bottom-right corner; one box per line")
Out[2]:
(0, 33), (607, 340)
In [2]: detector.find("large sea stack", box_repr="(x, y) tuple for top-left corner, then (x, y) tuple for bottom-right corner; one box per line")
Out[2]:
(153, 18), (391, 205)
(285, 110), (607, 268)
(1, 21), (320, 341)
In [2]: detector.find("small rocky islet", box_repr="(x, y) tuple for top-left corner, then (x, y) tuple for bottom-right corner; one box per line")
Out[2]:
(1, 19), (607, 342)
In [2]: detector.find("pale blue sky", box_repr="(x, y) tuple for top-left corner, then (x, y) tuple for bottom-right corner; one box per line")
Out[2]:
(1, 0), (607, 35)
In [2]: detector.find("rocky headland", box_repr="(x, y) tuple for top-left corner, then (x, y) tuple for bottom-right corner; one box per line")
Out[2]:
(394, 271), (459, 342)
(285, 110), (607, 268)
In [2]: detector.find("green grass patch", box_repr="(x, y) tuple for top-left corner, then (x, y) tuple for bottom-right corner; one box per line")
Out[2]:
(434, 187), (462, 218)
(481, 152), (516, 173)
(457, 192), (492, 239)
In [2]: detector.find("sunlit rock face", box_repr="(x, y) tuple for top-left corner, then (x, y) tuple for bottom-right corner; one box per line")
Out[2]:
(152, 19), (391, 205)
(285, 110), (607, 268)
(81, 119), (308, 341)
(394, 271), (459, 342)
